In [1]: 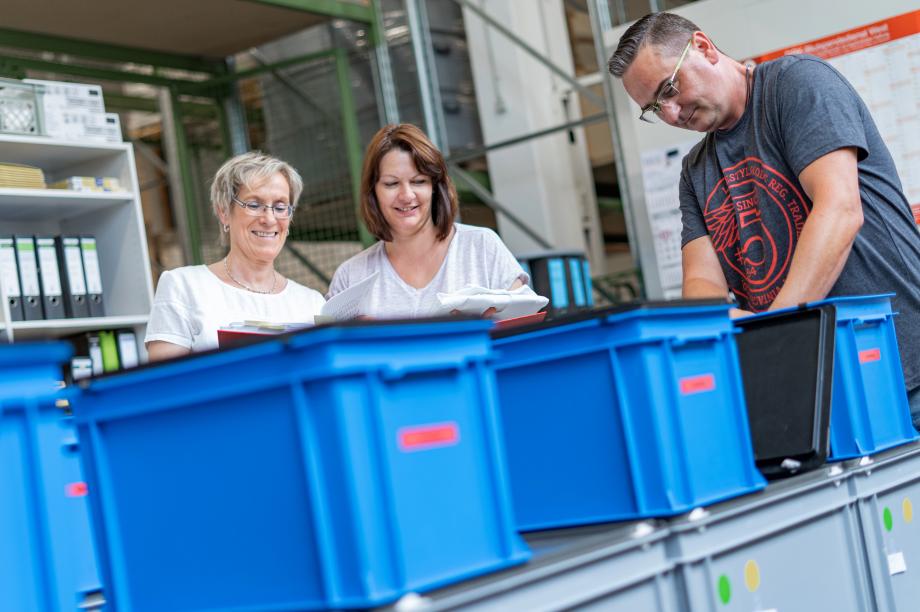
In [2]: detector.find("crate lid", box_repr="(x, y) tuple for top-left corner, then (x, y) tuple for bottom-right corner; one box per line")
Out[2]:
(492, 298), (730, 339)
(80, 334), (285, 388)
(285, 316), (492, 349)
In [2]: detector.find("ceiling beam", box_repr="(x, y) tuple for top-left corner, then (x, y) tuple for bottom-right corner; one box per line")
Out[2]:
(0, 55), (212, 93)
(244, 0), (374, 23)
(104, 93), (219, 120)
(0, 28), (223, 74)
(183, 49), (337, 94)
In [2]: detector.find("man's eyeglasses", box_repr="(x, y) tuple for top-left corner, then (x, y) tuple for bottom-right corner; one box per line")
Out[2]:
(639, 40), (693, 123)
(232, 196), (294, 219)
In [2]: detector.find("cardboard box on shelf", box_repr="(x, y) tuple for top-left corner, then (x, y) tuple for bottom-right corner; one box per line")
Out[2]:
(24, 79), (105, 114)
(22, 79), (121, 142)
(49, 176), (123, 192)
(84, 112), (122, 143)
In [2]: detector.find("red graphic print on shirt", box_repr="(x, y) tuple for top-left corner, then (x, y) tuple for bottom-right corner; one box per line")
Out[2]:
(704, 157), (810, 311)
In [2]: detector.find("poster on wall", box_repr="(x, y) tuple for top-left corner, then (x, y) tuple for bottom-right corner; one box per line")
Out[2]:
(640, 140), (701, 298)
(752, 9), (920, 227)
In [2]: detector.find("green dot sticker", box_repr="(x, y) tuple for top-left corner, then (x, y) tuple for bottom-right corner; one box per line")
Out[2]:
(883, 507), (894, 532)
(718, 574), (732, 604)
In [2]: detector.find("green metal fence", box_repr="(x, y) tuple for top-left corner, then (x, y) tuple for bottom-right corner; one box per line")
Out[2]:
(190, 48), (371, 294)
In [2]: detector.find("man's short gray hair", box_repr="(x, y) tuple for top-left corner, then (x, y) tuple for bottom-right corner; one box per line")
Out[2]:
(210, 151), (304, 243)
(608, 12), (700, 78)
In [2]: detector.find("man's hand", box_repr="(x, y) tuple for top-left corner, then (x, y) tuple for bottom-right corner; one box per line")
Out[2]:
(450, 307), (498, 318)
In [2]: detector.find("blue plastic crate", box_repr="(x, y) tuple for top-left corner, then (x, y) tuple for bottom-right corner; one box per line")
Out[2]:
(814, 294), (919, 459)
(73, 319), (529, 612)
(492, 303), (766, 531)
(0, 342), (102, 611)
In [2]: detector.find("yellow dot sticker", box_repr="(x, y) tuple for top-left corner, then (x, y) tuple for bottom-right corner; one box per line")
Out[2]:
(744, 560), (761, 592)
(904, 498), (914, 524)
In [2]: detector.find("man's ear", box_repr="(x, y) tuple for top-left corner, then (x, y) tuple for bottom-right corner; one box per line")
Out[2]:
(692, 31), (720, 65)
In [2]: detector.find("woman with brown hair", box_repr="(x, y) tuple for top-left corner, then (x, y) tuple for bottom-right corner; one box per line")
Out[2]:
(327, 123), (532, 318)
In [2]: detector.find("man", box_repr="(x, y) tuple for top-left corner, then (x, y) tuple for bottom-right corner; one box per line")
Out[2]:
(608, 12), (920, 422)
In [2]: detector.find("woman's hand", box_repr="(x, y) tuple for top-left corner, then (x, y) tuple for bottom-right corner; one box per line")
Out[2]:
(450, 307), (497, 318)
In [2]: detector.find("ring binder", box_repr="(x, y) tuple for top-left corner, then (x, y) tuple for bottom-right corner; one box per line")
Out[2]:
(35, 236), (65, 319)
(80, 236), (104, 317)
(56, 236), (90, 318)
(14, 235), (43, 320)
(0, 236), (24, 321)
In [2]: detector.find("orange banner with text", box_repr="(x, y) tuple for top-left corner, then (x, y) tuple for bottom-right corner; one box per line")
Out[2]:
(752, 9), (920, 63)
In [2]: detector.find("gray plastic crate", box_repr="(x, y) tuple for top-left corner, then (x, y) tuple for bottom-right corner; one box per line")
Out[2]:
(668, 465), (872, 611)
(849, 441), (920, 612)
(381, 521), (680, 611)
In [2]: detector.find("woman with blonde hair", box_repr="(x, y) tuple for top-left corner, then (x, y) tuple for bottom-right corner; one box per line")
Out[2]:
(145, 151), (325, 360)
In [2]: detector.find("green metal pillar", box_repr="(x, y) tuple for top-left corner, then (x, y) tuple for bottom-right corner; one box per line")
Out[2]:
(215, 100), (235, 160)
(169, 87), (204, 264)
(245, 0), (374, 22)
(334, 49), (374, 247)
(369, 0), (399, 125)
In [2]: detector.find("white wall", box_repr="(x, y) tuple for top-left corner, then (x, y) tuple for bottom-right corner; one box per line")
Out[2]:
(463, 0), (605, 270)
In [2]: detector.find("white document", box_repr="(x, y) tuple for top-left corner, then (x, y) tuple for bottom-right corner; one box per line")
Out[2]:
(435, 285), (549, 320)
(888, 551), (907, 576)
(320, 271), (378, 321)
(116, 331), (139, 369)
(88, 336), (103, 375)
(640, 140), (700, 298)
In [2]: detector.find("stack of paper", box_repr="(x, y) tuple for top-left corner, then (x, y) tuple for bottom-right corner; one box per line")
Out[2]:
(436, 285), (549, 319)
(319, 271), (378, 321)
(217, 321), (312, 349)
(0, 162), (46, 188)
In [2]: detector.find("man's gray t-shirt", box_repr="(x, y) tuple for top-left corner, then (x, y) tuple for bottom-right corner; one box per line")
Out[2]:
(680, 54), (920, 390)
(327, 223), (531, 318)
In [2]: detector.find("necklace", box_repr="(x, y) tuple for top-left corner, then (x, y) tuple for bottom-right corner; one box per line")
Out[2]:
(745, 64), (753, 107)
(224, 255), (277, 294)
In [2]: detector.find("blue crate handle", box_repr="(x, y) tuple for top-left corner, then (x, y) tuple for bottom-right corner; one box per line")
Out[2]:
(61, 436), (79, 453)
(852, 314), (889, 326)
(380, 357), (473, 381)
(670, 330), (729, 346)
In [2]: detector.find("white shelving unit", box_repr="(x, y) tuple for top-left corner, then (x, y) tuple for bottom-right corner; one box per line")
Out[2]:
(0, 133), (154, 350)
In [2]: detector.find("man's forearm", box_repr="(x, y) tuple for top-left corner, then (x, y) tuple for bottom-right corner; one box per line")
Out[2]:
(770, 204), (861, 310)
(682, 277), (730, 300)
(771, 147), (863, 311)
